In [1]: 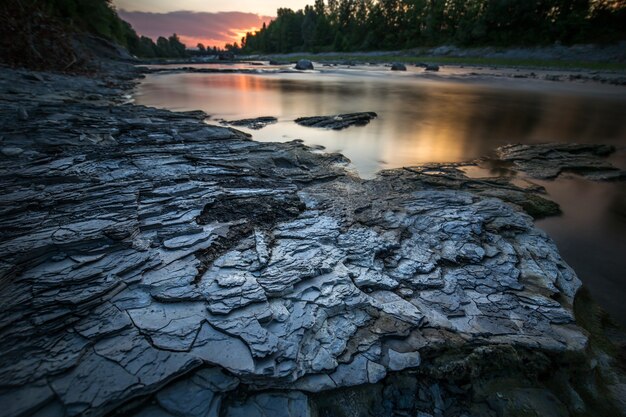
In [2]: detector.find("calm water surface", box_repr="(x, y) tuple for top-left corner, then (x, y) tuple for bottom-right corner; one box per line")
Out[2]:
(135, 64), (626, 325)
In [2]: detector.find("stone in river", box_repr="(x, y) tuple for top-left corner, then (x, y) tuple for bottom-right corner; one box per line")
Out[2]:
(295, 112), (378, 130)
(223, 116), (278, 130)
(295, 59), (314, 70)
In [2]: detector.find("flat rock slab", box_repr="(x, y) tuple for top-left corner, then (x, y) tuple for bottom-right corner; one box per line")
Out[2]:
(494, 143), (625, 180)
(0, 66), (588, 417)
(221, 116), (278, 130)
(386, 165), (562, 219)
(295, 112), (378, 130)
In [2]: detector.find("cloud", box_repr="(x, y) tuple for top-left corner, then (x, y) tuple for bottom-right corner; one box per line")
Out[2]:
(118, 10), (273, 47)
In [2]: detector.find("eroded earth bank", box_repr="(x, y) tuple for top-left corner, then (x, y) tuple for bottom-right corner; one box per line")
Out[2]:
(1, 61), (625, 417)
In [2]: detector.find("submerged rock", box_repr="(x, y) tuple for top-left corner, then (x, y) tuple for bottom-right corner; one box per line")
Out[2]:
(391, 62), (407, 71)
(416, 62), (441, 71)
(295, 112), (378, 130)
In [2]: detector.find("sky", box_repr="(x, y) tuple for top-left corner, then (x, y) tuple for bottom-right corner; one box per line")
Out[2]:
(113, 0), (310, 47)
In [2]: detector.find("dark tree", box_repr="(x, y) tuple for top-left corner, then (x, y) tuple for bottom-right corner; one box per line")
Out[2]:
(240, 0), (626, 54)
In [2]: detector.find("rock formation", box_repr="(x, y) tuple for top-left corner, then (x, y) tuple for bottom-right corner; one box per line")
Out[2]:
(295, 59), (314, 70)
(494, 143), (625, 180)
(391, 62), (407, 71)
(295, 112), (378, 130)
(0, 65), (622, 417)
(220, 116), (278, 130)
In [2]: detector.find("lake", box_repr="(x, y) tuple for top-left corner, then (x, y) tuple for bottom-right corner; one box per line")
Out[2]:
(135, 62), (626, 326)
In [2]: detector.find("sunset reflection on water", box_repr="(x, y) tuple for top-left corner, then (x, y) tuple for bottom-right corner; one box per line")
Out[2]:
(136, 70), (626, 178)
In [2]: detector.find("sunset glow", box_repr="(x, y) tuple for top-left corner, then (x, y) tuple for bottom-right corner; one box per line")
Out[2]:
(117, 9), (272, 48)
(233, 26), (263, 45)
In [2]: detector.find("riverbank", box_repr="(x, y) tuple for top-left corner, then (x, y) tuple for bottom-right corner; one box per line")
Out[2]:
(255, 42), (626, 71)
(1, 60), (625, 417)
(140, 56), (626, 92)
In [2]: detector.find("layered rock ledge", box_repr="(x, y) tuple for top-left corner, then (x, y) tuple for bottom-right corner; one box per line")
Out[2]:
(494, 143), (626, 180)
(295, 112), (378, 130)
(0, 65), (604, 417)
(220, 116), (278, 130)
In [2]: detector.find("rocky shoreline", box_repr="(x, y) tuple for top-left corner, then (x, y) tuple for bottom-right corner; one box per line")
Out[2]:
(143, 62), (626, 87)
(1, 61), (625, 417)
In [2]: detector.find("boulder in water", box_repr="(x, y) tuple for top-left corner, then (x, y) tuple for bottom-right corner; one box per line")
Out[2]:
(295, 112), (378, 130)
(295, 59), (314, 70)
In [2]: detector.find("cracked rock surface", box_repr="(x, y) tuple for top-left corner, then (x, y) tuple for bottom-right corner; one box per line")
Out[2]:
(0, 66), (588, 417)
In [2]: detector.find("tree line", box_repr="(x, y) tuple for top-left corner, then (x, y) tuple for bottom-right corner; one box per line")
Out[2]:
(38, 0), (193, 58)
(241, 0), (626, 53)
(44, 0), (232, 58)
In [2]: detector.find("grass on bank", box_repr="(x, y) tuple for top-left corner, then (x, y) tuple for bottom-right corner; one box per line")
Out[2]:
(264, 53), (626, 71)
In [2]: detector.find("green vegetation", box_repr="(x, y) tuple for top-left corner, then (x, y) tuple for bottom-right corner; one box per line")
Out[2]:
(40, 0), (139, 50)
(241, 0), (626, 54)
(40, 0), (188, 58)
(266, 53), (626, 70)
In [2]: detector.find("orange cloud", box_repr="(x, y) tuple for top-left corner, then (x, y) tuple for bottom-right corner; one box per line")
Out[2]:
(118, 10), (273, 48)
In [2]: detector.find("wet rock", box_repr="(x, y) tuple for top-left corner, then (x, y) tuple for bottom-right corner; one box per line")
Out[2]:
(295, 59), (314, 70)
(155, 368), (238, 417)
(388, 349), (422, 371)
(494, 143), (625, 180)
(416, 63), (441, 71)
(222, 116), (278, 130)
(0, 381), (55, 417)
(313, 384), (387, 417)
(384, 165), (561, 219)
(391, 62), (407, 71)
(479, 381), (570, 417)
(295, 112), (377, 130)
(225, 391), (312, 417)
(328, 353), (387, 387)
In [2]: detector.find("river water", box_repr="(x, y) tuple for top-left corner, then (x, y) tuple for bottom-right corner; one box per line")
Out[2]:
(135, 62), (626, 326)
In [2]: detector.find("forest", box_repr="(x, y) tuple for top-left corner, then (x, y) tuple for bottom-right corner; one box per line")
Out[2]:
(240, 0), (626, 53)
(3, 0), (625, 67)
(38, 0), (188, 57)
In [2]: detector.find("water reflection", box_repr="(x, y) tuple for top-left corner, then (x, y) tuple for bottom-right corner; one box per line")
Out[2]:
(536, 177), (626, 327)
(136, 71), (626, 178)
